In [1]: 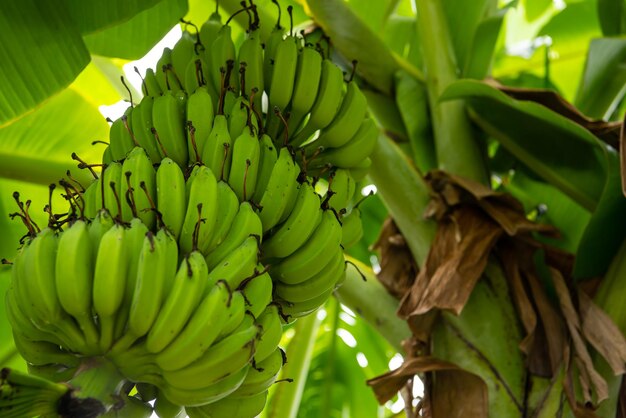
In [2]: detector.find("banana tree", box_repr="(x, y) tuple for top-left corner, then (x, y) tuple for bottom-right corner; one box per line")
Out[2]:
(1, 0), (626, 417)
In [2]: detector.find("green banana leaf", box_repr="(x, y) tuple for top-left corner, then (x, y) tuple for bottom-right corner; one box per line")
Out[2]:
(0, 0), (90, 125)
(63, 0), (162, 34)
(83, 0), (189, 60)
(304, 0), (402, 95)
(575, 38), (626, 119)
(597, 0), (626, 35)
(440, 79), (607, 212)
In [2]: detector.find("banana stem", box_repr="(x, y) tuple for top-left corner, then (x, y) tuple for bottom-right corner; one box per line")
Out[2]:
(263, 313), (322, 418)
(368, 134), (435, 267)
(335, 257), (411, 353)
(68, 357), (125, 411)
(414, 0), (488, 184)
(0, 152), (94, 188)
(320, 298), (340, 417)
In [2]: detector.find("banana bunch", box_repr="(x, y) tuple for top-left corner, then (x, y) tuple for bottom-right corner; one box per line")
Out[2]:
(0, 368), (70, 418)
(5, 3), (378, 417)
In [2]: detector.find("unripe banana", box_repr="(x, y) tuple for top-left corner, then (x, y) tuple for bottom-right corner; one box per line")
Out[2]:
(199, 11), (222, 56)
(228, 126), (260, 202)
(120, 147), (157, 228)
(240, 266), (273, 319)
(154, 389), (186, 418)
(93, 223), (128, 352)
(262, 182), (323, 259)
(238, 29), (264, 112)
(143, 68), (163, 97)
(291, 59), (344, 145)
(55, 220), (99, 348)
(156, 157), (186, 239)
(152, 92), (188, 168)
(205, 201), (262, 270)
(202, 114), (232, 181)
(327, 169), (356, 212)
(310, 117), (379, 169)
(228, 96), (251, 140)
(155, 281), (232, 371)
(341, 207), (364, 249)
(253, 305), (283, 363)
(156, 48), (173, 92)
(256, 148), (299, 232)
(265, 35), (298, 137)
(234, 347), (283, 397)
(12, 332), (79, 368)
(252, 134), (278, 203)
(313, 81), (368, 149)
(146, 251), (209, 353)
(205, 180), (239, 253)
(210, 25), (238, 94)
(216, 291), (246, 340)
(206, 235), (261, 290)
(162, 321), (259, 390)
(171, 31), (195, 78)
(271, 209), (342, 284)
(263, 27), (284, 93)
(82, 179), (99, 219)
(186, 87), (215, 164)
(88, 209), (114, 259)
(109, 106), (136, 162)
(186, 390), (267, 418)
(286, 45), (323, 137)
(98, 161), (123, 219)
(131, 97), (162, 164)
(179, 165), (218, 255)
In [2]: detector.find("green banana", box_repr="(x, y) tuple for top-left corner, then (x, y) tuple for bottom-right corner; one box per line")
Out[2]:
(275, 248), (345, 304)
(131, 97), (162, 164)
(216, 291), (246, 340)
(155, 281), (232, 371)
(210, 25), (238, 95)
(286, 45), (323, 138)
(93, 222), (128, 352)
(341, 207), (363, 249)
(179, 165), (218, 255)
(146, 251), (208, 353)
(102, 145), (113, 165)
(205, 201), (262, 270)
(5, 285), (63, 346)
(55, 220), (99, 348)
(228, 126), (261, 202)
(143, 68), (163, 97)
(326, 169), (356, 212)
(252, 134), (278, 203)
(120, 147), (156, 228)
(280, 287), (335, 319)
(253, 305), (283, 363)
(155, 48), (173, 92)
(265, 34), (298, 137)
(186, 87), (214, 164)
(12, 332), (79, 367)
(98, 161), (123, 219)
(238, 28), (264, 112)
(109, 106), (136, 162)
(240, 267), (273, 319)
(349, 157), (372, 181)
(256, 148), (299, 232)
(202, 114), (232, 181)
(125, 229), (178, 345)
(206, 235), (261, 289)
(186, 390), (267, 418)
(262, 182), (323, 259)
(152, 92), (188, 168)
(271, 209), (342, 284)
(156, 157), (186, 239)
(310, 117), (378, 169)
(205, 180), (239, 253)
(161, 365), (250, 407)
(171, 31), (195, 78)
(291, 59), (344, 146)
(154, 390), (186, 418)
(82, 179), (98, 219)
(199, 10), (222, 56)
(235, 347), (283, 397)
(88, 208), (114, 260)
(162, 321), (259, 390)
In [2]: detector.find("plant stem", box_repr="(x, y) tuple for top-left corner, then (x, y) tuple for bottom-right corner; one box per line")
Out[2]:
(415, 0), (488, 184)
(263, 313), (322, 418)
(68, 357), (125, 410)
(320, 298), (340, 418)
(335, 257), (411, 352)
(0, 152), (93, 188)
(368, 133), (435, 266)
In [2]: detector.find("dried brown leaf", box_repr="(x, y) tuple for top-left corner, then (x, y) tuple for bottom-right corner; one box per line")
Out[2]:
(367, 355), (488, 418)
(398, 207), (502, 321)
(551, 268), (608, 403)
(579, 291), (626, 375)
(373, 218), (418, 299)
